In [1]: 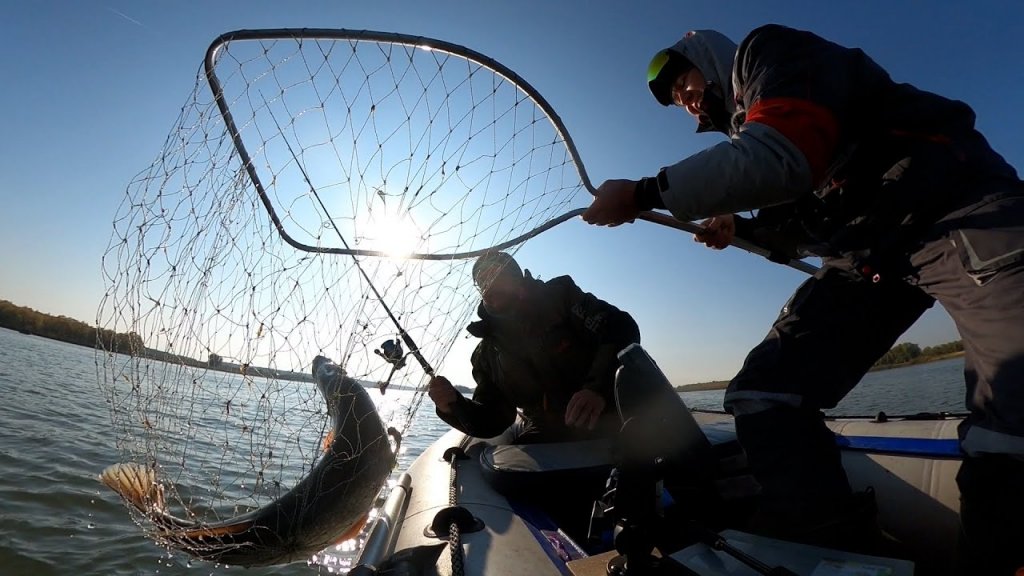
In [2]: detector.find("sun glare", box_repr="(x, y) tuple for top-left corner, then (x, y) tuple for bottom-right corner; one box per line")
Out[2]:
(361, 209), (422, 258)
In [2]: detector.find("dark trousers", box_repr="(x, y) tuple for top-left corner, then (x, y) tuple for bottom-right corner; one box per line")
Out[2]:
(724, 193), (1024, 574)
(956, 454), (1024, 575)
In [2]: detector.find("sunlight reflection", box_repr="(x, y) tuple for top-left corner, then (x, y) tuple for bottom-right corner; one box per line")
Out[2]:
(361, 208), (422, 258)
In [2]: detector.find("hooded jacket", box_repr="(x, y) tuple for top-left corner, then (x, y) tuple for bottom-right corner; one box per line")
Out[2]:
(647, 24), (1021, 267)
(436, 273), (640, 439)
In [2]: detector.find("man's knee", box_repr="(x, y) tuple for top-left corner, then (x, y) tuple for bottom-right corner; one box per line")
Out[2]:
(729, 402), (839, 458)
(723, 389), (801, 417)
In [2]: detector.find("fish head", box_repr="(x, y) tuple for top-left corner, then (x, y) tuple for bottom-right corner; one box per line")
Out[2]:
(311, 356), (355, 417)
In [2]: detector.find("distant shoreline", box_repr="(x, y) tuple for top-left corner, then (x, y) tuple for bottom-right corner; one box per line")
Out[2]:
(866, 351), (965, 372)
(8, 327), (466, 393)
(674, 351), (966, 392)
(675, 380), (731, 392)
(1, 297), (965, 396)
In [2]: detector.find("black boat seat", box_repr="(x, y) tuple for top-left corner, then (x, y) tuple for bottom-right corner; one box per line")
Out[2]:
(478, 421), (745, 499)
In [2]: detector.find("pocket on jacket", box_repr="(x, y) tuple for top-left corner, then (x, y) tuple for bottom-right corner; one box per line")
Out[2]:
(953, 195), (1024, 286)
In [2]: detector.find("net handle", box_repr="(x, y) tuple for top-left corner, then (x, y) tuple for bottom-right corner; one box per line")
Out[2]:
(204, 27), (818, 275)
(634, 212), (819, 275)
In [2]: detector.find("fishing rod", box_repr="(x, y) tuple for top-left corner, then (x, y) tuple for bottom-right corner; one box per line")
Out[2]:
(256, 91), (435, 379)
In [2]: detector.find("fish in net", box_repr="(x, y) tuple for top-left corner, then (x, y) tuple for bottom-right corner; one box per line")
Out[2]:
(95, 28), (591, 570)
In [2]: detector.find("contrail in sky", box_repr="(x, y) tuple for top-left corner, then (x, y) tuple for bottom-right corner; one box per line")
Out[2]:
(106, 6), (145, 28)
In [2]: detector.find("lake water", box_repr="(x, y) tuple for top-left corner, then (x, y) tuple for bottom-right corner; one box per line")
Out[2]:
(0, 328), (968, 575)
(679, 357), (968, 418)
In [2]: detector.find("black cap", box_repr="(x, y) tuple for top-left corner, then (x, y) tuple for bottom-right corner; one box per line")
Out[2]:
(472, 252), (521, 291)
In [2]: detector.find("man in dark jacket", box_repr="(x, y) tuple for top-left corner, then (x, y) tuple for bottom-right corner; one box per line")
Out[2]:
(427, 252), (641, 444)
(582, 25), (1024, 574)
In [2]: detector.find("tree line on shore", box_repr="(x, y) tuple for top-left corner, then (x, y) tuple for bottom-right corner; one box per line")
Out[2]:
(0, 299), (312, 381)
(0, 299), (471, 390)
(1, 299), (142, 354)
(871, 340), (964, 368)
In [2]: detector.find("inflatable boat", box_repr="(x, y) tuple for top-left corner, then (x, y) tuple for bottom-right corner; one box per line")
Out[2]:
(348, 345), (964, 576)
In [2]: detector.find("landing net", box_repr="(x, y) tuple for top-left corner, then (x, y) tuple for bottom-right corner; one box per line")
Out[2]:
(96, 28), (590, 570)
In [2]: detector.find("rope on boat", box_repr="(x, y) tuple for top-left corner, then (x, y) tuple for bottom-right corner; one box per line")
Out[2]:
(444, 447), (467, 576)
(423, 446), (482, 574)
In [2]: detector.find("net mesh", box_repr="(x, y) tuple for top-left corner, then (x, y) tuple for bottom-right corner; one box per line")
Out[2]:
(96, 29), (588, 569)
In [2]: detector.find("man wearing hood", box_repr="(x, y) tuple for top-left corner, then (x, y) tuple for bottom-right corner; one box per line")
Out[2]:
(427, 251), (641, 443)
(583, 24), (1024, 574)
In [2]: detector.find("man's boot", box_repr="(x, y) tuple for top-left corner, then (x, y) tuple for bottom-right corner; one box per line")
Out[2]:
(735, 407), (897, 555)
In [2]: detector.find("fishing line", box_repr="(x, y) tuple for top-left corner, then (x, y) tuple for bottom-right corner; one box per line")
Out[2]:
(258, 91), (435, 377)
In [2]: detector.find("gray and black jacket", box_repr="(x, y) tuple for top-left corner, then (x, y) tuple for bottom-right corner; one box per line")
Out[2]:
(436, 273), (640, 439)
(641, 24), (1022, 275)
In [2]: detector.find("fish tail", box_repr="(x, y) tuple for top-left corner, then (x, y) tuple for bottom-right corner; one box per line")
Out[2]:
(101, 463), (259, 560)
(100, 462), (167, 516)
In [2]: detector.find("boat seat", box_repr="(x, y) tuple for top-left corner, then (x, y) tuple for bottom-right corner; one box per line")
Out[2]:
(479, 439), (616, 498)
(478, 421), (746, 500)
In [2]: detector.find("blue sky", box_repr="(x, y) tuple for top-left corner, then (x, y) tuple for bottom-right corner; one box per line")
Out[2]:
(2, 1), (1021, 384)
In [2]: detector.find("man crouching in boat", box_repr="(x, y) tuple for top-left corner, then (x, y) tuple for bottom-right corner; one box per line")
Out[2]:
(428, 251), (641, 444)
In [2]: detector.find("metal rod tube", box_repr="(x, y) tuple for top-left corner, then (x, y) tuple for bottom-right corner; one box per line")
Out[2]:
(353, 472), (414, 570)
